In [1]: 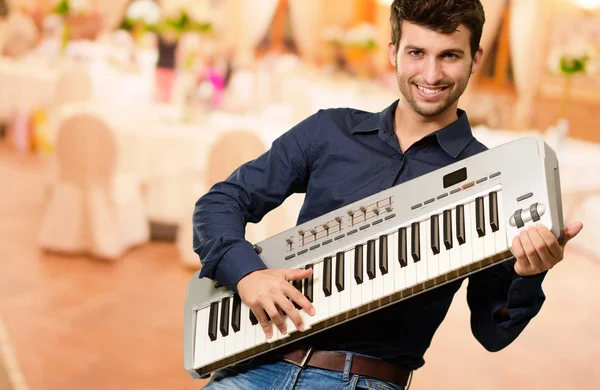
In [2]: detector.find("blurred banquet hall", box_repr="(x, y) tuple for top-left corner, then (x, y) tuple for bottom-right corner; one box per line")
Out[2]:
(0, 0), (600, 389)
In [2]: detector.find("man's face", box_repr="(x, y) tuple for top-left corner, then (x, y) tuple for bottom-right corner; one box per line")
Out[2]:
(388, 21), (483, 118)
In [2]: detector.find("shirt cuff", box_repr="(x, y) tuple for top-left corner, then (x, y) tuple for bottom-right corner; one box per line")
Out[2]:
(508, 271), (547, 307)
(213, 241), (267, 293)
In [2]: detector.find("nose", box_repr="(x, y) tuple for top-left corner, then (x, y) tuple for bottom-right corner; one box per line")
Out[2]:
(421, 57), (443, 86)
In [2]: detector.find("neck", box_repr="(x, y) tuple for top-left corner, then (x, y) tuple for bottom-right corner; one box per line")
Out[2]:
(394, 99), (459, 152)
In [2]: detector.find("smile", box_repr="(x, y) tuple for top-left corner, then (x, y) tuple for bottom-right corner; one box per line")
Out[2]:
(415, 85), (448, 94)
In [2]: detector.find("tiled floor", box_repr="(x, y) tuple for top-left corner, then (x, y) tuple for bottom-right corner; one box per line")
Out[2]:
(1, 144), (599, 390)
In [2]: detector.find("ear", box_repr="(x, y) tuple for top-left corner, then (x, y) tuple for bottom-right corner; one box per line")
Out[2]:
(471, 46), (484, 74)
(388, 41), (397, 67)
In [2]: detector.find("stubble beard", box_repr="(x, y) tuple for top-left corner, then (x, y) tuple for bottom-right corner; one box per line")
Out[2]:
(396, 62), (473, 118)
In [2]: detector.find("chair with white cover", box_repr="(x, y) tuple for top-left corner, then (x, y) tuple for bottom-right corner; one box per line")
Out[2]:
(38, 113), (149, 259)
(177, 129), (304, 268)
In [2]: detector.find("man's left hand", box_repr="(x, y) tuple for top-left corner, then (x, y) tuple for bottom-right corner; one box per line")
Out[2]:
(512, 221), (583, 277)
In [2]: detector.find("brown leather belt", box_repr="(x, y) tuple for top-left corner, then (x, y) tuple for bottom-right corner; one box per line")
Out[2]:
(277, 345), (412, 387)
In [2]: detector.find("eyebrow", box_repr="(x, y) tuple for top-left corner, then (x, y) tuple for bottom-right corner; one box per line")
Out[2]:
(404, 45), (465, 55)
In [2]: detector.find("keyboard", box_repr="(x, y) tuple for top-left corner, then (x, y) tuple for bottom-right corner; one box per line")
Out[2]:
(184, 137), (564, 378)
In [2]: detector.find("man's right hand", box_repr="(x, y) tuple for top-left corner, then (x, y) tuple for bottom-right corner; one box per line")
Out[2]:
(237, 268), (316, 339)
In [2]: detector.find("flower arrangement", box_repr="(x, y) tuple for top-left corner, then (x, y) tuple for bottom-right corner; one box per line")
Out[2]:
(122, 0), (162, 41)
(159, 0), (213, 41)
(321, 23), (378, 76)
(344, 22), (378, 52)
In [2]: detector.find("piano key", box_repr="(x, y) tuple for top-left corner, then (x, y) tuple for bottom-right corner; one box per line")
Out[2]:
(461, 202), (474, 266)
(314, 262), (330, 322)
(204, 306), (217, 365)
(449, 208), (462, 271)
(383, 233), (395, 296)
(471, 200), (485, 263)
(208, 302), (219, 342)
(349, 249), (362, 309)
(430, 215), (440, 255)
(379, 234), (389, 275)
(392, 231), (406, 292)
(366, 240), (376, 279)
(495, 190), (508, 252)
(243, 304), (256, 350)
(304, 263), (318, 327)
(354, 244), (364, 284)
(328, 253), (341, 320)
(292, 279), (303, 310)
(404, 225), (417, 287)
(483, 194), (496, 258)
(236, 304), (249, 352)
(335, 252), (345, 291)
(416, 220), (428, 283)
(323, 256), (333, 296)
(339, 250), (351, 312)
(194, 308), (208, 368)
(232, 295), (241, 332)
(456, 204), (466, 245)
(411, 222), (421, 262)
(249, 310), (258, 326)
(425, 217), (439, 280)
(213, 304), (226, 362)
(220, 297), (230, 337)
(361, 244), (374, 304)
(398, 227), (408, 267)
(224, 302), (236, 357)
(443, 210), (453, 250)
(372, 237), (384, 299)
(475, 196), (485, 237)
(304, 264), (314, 302)
(489, 191), (499, 232)
(436, 213), (450, 274)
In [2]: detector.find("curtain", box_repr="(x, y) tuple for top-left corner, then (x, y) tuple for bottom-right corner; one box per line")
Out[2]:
(510, 0), (547, 128)
(238, 0), (278, 61)
(288, 0), (320, 62)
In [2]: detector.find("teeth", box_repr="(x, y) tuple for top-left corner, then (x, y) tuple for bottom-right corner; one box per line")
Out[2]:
(417, 85), (443, 94)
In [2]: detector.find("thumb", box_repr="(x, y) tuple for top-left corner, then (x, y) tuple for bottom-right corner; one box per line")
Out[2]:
(283, 267), (312, 281)
(562, 221), (583, 245)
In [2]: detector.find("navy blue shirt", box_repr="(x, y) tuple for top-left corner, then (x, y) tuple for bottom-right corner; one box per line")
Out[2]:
(193, 100), (547, 370)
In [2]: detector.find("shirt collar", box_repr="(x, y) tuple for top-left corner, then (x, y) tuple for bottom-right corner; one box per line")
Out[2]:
(351, 99), (474, 158)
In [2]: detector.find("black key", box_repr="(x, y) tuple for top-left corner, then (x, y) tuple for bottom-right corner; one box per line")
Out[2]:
(379, 234), (388, 275)
(335, 252), (345, 291)
(476, 197), (486, 237)
(366, 240), (376, 279)
(323, 256), (332, 296)
(354, 244), (364, 284)
(456, 205), (466, 245)
(398, 227), (408, 267)
(292, 279), (303, 309)
(232, 295), (241, 332)
(443, 210), (453, 250)
(249, 310), (258, 326)
(220, 297), (230, 337)
(430, 215), (440, 255)
(304, 264), (314, 303)
(411, 222), (421, 261)
(208, 301), (219, 341)
(489, 192), (499, 232)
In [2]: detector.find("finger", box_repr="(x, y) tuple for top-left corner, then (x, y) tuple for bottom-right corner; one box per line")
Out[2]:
(519, 228), (544, 272)
(276, 295), (303, 332)
(283, 267), (313, 281)
(284, 281), (316, 316)
(527, 226), (556, 269)
(264, 303), (286, 334)
(562, 221), (584, 246)
(535, 224), (563, 259)
(252, 306), (273, 339)
(511, 235), (530, 275)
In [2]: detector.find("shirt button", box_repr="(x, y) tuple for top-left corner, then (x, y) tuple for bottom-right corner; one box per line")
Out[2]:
(513, 289), (521, 295)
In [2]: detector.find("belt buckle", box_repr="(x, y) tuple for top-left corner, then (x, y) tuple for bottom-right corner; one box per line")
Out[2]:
(282, 346), (313, 368)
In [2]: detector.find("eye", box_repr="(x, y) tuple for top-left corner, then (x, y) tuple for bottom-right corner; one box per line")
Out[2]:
(409, 50), (423, 56)
(443, 53), (458, 58)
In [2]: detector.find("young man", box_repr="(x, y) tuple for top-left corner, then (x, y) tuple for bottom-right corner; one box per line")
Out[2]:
(193, 1), (583, 389)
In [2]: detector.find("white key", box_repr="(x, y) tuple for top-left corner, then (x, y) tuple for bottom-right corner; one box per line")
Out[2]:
(437, 215), (451, 275)
(244, 304), (256, 351)
(213, 307), (227, 362)
(236, 304), (249, 352)
(449, 208), (462, 271)
(383, 233), (396, 296)
(461, 204), (473, 266)
(255, 309), (267, 345)
(204, 306), (217, 365)
(194, 308), (207, 368)
(471, 201), (485, 262)
(329, 254), (341, 317)
(339, 250), (352, 312)
(495, 190), (509, 252)
(307, 264), (320, 327)
(361, 244), (373, 305)
(372, 238), (384, 299)
(425, 218), (439, 280)
(483, 195), (496, 257)
(416, 222), (428, 283)
(315, 262), (330, 321)
(393, 231), (406, 292)
(224, 301), (236, 358)
(405, 226), (417, 287)
(350, 247), (362, 309)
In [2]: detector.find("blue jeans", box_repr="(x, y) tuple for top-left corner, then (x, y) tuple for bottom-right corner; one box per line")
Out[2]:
(202, 353), (407, 390)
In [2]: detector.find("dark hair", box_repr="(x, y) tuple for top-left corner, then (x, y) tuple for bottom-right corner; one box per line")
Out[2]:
(390, 0), (485, 58)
